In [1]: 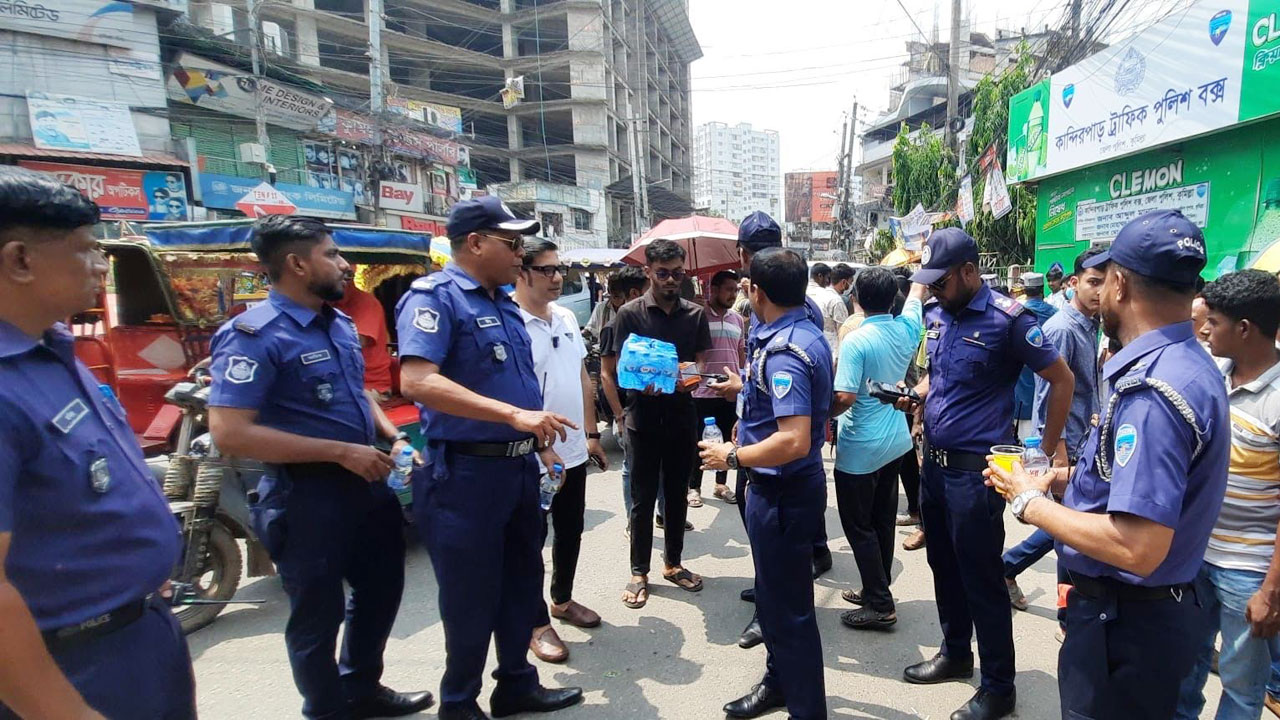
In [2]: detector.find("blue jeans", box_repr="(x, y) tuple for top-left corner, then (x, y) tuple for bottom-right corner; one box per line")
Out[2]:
(1177, 563), (1280, 720)
(1002, 528), (1055, 579)
(1269, 646), (1280, 697)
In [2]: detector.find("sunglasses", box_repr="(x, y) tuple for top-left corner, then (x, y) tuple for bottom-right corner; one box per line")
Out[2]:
(525, 264), (568, 279)
(928, 271), (954, 292)
(652, 268), (687, 282)
(476, 232), (523, 252)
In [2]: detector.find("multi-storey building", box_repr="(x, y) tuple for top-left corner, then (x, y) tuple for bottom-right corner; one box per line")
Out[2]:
(692, 121), (779, 223)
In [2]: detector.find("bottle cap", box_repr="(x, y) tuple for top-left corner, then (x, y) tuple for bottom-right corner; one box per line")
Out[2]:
(552, 463), (564, 472)
(1025, 437), (1042, 448)
(704, 417), (717, 425)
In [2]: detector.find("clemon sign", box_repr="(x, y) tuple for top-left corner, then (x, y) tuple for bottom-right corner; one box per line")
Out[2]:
(1109, 160), (1184, 199)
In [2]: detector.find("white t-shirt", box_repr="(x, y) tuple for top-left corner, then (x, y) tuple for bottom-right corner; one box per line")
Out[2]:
(521, 302), (589, 470)
(806, 282), (848, 349)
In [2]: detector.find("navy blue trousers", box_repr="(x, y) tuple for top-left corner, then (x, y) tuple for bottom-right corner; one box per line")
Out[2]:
(1059, 579), (1207, 719)
(746, 471), (828, 720)
(0, 597), (195, 720)
(920, 460), (1015, 695)
(260, 465), (406, 720)
(416, 449), (543, 708)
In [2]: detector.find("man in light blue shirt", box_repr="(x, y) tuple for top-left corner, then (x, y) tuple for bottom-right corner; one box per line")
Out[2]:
(831, 267), (926, 630)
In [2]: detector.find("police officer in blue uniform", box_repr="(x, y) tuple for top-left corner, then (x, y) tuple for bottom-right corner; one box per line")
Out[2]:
(986, 210), (1229, 719)
(904, 228), (1075, 720)
(209, 215), (433, 720)
(702, 247), (831, 720)
(395, 197), (584, 720)
(0, 167), (195, 719)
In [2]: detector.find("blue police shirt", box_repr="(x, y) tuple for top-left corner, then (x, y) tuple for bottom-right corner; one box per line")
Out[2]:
(0, 321), (180, 630)
(1013, 297), (1057, 421)
(209, 290), (374, 445)
(394, 263), (542, 443)
(923, 285), (1060, 454)
(1059, 321), (1229, 586)
(739, 307), (833, 478)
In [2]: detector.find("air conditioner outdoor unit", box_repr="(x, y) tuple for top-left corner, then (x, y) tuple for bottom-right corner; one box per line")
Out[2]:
(238, 143), (268, 164)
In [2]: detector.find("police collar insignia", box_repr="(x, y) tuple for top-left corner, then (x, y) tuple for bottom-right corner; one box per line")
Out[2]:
(1026, 325), (1045, 348)
(771, 371), (793, 399)
(994, 296), (1011, 309)
(1114, 423), (1138, 468)
(90, 456), (111, 493)
(226, 356), (259, 384)
(414, 306), (441, 333)
(53, 398), (90, 434)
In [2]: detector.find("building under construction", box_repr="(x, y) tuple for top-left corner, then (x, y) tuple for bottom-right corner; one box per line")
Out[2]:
(208, 0), (701, 245)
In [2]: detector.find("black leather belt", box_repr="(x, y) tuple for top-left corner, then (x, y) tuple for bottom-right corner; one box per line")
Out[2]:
(42, 597), (149, 653)
(922, 442), (988, 472)
(451, 437), (537, 458)
(1069, 572), (1193, 603)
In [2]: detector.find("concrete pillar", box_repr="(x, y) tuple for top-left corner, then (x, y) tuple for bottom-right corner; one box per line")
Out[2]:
(293, 14), (320, 67)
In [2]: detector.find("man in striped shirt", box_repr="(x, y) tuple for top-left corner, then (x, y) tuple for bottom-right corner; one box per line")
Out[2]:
(689, 270), (745, 508)
(1178, 269), (1280, 720)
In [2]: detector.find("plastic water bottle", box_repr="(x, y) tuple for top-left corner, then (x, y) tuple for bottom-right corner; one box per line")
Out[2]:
(1022, 437), (1051, 477)
(540, 463), (565, 511)
(701, 417), (723, 445)
(387, 446), (414, 490)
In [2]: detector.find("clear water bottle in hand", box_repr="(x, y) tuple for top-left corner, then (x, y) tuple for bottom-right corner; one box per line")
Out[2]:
(1021, 437), (1051, 477)
(387, 446), (415, 491)
(540, 462), (565, 511)
(702, 417), (723, 445)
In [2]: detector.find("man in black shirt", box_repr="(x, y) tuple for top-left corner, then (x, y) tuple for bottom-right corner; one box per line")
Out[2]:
(602, 239), (711, 608)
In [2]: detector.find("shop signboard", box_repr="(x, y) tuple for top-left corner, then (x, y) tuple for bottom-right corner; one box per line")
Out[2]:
(27, 92), (141, 156)
(0, 0), (152, 49)
(168, 53), (333, 131)
(199, 173), (354, 220)
(378, 180), (424, 214)
(20, 160), (187, 220)
(386, 98), (463, 133)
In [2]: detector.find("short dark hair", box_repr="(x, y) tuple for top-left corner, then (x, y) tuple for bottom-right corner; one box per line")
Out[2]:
(1201, 269), (1280, 338)
(0, 167), (101, 237)
(609, 265), (647, 296)
(1074, 247), (1107, 276)
(710, 270), (739, 288)
(810, 262), (831, 281)
(1047, 267), (1065, 282)
(644, 238), (685, 265)
(832, 263), (855, 284)
(1117, 265), (1197, 300)
(251, 215), (331, 281)
(750, 247), (807, 307)
(855, 266), (899, 314)
(521, 237), (558, 266)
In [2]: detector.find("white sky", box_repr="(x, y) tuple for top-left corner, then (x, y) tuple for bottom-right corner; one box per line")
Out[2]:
(687, 0), (1180, 175)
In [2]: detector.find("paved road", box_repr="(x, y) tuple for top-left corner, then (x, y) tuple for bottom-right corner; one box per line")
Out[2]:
(190, 447), (1223, 718)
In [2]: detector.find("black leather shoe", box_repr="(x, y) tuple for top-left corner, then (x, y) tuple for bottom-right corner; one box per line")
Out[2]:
(738, 615), (764, 649)
(349, 686), (435, 718)
(740, 587), (756, 603)
(812, 551), (833, 579)
(950, 688), (1016, 720)
(723, 683), (786, 718)
(439, 702), (490, 720)
(903, 652), (975, 685)
(489, 686), (583, 718)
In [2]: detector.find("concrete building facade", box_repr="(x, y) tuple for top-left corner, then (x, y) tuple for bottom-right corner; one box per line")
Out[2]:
(692, 121), (779, 223)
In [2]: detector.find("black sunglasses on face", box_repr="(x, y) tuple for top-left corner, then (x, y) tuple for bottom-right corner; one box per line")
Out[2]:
(525, 264), (568, 279)
(477, 232), (522, 252)
(653, 268), (687, 282)
(928, 271), (954, 292)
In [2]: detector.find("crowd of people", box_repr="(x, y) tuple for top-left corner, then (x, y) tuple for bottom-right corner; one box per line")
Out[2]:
(1, 161), (1279, 720)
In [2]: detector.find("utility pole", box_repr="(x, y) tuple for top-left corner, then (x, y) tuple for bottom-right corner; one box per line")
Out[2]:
(945, 0), (963, 150)
(1069, 0), (1083, 45)
(834, 112), (848, 251)
(368, 0), (385, 223)
(844, 97), (858, 250)
(625, 97), (644, 236)
(246, 0), (272, 180)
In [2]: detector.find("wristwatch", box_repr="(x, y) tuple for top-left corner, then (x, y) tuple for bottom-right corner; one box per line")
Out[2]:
(1011, 489), (1051, 524)
(587, 432), (602, 439)
(392, 431), (411, 444)
(726, 446), (740, 470)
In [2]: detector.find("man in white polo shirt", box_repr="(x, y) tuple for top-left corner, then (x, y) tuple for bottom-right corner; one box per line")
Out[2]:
(515, 238), (609, 665)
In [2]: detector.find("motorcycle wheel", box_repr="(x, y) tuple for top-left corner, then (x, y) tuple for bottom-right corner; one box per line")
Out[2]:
(176, 523), (242, 635)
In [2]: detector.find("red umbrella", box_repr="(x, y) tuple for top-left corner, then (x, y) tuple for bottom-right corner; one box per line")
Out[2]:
(623, 216), (741, 275)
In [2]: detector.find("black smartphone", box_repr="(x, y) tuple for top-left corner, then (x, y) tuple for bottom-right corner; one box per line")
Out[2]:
(866, 380), (920, 407)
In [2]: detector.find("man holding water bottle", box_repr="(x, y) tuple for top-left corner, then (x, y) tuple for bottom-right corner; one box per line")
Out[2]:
(208, 215), (432, 720)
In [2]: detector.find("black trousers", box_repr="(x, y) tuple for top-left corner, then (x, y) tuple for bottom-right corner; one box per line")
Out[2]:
(628, 424), (695, 575)
(901, 415), (921, 516)
(834, 459), (901, 613)
(690, 396), (737, 491)
(536, 462), (589, 625)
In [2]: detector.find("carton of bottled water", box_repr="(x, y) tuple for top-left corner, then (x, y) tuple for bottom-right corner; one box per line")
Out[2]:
(618, 334), (679, 394)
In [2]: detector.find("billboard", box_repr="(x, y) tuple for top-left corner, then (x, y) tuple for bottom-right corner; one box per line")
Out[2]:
(167, 53), (333, 131)
(0, 0), (153, 49)
(199, 173), (355, 220)
(21, 161), (187, 220)
(27, 92), (140, 156)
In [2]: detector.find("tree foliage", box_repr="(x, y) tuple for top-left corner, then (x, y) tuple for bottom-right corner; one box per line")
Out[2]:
(891, 122), (956, 217)
(868, 229), (896, 263)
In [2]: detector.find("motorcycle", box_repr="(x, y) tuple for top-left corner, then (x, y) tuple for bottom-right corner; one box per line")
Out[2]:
(153, 368), (273, 634)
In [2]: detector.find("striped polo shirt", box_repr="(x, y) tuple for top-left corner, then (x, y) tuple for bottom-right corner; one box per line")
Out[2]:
(1205, 358), (1280, 573)
(692, 306), (744, 399)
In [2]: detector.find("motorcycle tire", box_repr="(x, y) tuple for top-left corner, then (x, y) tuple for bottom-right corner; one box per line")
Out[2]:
(176, 523), (242, 635)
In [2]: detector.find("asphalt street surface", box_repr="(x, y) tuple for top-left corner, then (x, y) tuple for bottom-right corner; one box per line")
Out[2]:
(190, 444), (1224, 718)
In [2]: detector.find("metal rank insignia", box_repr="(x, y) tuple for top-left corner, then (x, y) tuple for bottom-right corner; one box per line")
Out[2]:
(493, 344), (508, 362)
(90, 457), (111, 493)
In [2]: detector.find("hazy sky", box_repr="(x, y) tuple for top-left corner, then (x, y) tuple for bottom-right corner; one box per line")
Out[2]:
(687, 0), (1183, 175)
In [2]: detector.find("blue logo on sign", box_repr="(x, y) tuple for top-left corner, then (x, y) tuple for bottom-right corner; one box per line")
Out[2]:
(1114, 423), (1138, 469)
(1209, 10), (1232, 46)
(1062, 84), (1075, 108)
(1197, 183), (1208, 198)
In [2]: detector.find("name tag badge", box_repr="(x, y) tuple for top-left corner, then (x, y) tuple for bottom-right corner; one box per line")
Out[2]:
(477, 316), (500, 328)
(53, 398), (90, 434)
(926, 330), (940, 340)
(301, 350), (332, 365)
(961, 336), (988, 348)
(493, 344), (508, 362)
(90, 457), (111, 493)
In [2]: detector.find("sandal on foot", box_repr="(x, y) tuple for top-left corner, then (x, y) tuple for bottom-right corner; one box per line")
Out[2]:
(713, 485), (738, 504)
(622, 580), (648, 609)
(663, 568), (703, 592)
(841, 589), (865, 606)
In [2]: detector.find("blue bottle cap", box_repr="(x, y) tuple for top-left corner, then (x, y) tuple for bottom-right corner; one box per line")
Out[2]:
(704, 417), (716, 425)
(1025, 437), (1042, 448)
(552, 463), (564, 472)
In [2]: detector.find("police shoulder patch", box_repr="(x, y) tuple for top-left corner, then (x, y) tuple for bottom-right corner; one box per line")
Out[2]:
(771, 371), (794, 399)
(226, 356), (259, 384)
(1114, 423), (1138, 468)
(414, 306), (441, 333)
(1025, 325), (1045, 348)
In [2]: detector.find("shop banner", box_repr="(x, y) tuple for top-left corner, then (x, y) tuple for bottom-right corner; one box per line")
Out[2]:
(20, 160), (187, 220)
(199, 173), (354, 220)
(168, 53), (333, 131)
(386, 98), (463, 133)
(378, 180), (424, 214)
(956, 173), (975, 224)
(384, 126), (464, 165)
(0, 0), (152, 49)
(325, 109), (376, 144)
(27, 92), (140, 156)
(392, 213), (447, 236)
